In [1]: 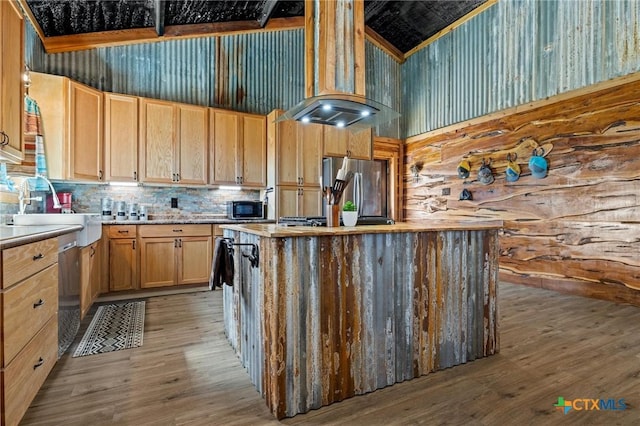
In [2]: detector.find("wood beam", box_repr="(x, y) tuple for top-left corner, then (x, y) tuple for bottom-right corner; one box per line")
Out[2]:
(154, 0), (166, 37)
(259, 0), (279, 28)
(38, 17), (304, 54)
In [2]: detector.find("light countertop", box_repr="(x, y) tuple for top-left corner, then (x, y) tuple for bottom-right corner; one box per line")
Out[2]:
(0, 225), (82, 249)
(221, 220), (504, 238)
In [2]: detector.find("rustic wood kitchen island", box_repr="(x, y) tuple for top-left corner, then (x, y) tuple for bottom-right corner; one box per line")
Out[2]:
(220, 221), (502, 419)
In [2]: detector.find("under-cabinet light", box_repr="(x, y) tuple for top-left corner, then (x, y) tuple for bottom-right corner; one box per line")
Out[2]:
(219, 186), (242, 191)
(109, 181), (139, 187)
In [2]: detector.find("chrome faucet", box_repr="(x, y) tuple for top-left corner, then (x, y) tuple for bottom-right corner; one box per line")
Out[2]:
(10, 174), (61, 215)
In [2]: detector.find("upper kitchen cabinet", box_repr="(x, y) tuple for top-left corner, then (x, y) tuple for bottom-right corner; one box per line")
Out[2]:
(139, 99), (208, 185)
(29, 73), (103, 181)
(0, 0), (24, 163)
(70, 82), (104, 181)
(323, 126), (372, 160)
(210, 109), (266, 187)
(267, 110), (323, 188)
(104, 93), (138, 182)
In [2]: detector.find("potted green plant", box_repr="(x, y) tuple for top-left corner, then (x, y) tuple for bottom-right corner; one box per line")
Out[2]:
(342, 201), (358, 226)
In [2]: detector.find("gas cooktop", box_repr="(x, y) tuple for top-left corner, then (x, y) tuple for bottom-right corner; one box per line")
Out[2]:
(278, 216), (395, 227)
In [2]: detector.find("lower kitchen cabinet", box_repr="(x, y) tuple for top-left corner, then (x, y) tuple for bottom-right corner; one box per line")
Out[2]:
(80, 240), (101, 320)
(106, 225), (137, 292)
(138, 225), (212, 288)
(1, 236), (59, 426)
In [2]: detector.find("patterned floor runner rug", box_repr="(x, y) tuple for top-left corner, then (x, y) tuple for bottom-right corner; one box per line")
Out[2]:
(73, 301), (145, 357)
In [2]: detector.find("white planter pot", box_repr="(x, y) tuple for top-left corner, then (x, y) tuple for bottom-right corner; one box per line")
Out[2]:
(342, 211), (358, 227)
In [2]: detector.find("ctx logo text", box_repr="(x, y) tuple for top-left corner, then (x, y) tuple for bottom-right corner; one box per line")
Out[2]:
(554, 397), (627, 414)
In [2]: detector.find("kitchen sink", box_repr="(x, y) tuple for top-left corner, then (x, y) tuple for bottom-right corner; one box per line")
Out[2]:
(12, 213), (102, 247)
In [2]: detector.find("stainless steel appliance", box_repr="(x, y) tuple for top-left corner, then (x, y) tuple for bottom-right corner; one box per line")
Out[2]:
(227, 200), (265, 219)
(322, 157), (388, 217)
(57, 232), (80, 358)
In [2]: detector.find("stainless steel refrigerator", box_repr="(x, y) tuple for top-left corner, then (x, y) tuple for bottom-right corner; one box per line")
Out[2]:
(322, 157), (388, 217)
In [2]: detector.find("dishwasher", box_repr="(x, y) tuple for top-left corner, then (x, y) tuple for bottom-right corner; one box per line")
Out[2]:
(57, 232), (80, 358)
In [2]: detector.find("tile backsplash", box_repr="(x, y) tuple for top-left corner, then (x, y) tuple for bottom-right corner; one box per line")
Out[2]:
(0, 182), (261, 218)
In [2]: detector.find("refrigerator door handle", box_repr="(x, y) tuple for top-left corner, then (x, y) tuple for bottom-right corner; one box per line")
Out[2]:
(354, 172), (363, 216)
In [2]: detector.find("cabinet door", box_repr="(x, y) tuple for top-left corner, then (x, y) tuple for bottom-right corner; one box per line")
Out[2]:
(70, 82), (103, 181)
(177, 104), (208, 185)
(276, 186), (300, 218)
(0, 0), (24, 162)
(322, 126), (349, 158)
(109, 238), (137, 291)
(178, 236), (212, 285)
(104, 93), (138, 182)
(299, 123), (323, 187)
(300, 187), (323, 217)
(275, 119), (300, 186)
(240, 113), (266, 187)
(80, 245), (92, 319)
(139, 99), (175, 184)
(348, 128), (373, 160)
(139, 237), (177, 288)
(210, 109), (239, 185)
(323, 126), (372, 160)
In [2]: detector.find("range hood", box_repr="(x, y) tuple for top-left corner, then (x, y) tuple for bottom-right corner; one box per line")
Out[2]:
(278, 93), (399, 132)
(276, 1), (399, 132)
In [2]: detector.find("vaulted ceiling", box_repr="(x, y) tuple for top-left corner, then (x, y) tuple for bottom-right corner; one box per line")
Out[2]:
(20, 0), (488, 57)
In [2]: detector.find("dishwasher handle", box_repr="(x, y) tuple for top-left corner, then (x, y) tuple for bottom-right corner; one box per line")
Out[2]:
(59, 240), (77, 252)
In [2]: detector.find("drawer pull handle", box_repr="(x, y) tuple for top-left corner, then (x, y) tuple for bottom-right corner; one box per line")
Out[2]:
(172, 229), (183, 232)
(33, 357), (44, 370)
(117, 230), (129, 234)
(33, 299), (45, 308)
(33, 253), (44, 261)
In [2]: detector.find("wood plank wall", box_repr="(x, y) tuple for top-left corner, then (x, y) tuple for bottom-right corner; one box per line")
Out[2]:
(404, 76), (640, 306)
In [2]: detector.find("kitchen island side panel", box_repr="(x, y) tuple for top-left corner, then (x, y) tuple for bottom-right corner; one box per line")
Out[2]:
(223, 227), (499, 419)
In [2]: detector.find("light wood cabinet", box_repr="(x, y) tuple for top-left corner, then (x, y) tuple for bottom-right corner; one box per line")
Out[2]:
(210, 109), (266, 187)
(138, 224), (212, 288)
(267, 110), (323, 218)
(1, 235), (59, 426)
(0, 0), (24, 163)
(276, 186), (323, 218)
(139, 99), (208, 185)
(29, 73), (104, 181)
(104, 93), (138, 182)
(323, 126), (372, 160)
(106, 225), (137, 292)
(80, 241), (101, 320)
(70, 82), (104, 181)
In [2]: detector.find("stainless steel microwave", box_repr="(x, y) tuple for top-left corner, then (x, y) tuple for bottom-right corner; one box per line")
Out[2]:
(226, 200), (264, 219)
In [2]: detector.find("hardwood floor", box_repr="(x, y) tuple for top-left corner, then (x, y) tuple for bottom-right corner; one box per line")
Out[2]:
(21, 283), (640, 425)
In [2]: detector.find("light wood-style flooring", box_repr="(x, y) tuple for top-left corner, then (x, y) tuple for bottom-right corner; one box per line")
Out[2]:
(21, 283), (640, 426)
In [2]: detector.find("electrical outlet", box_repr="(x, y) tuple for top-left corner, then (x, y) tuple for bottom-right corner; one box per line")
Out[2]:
(171, 197), (178, 208)
(442, 188), (451, 196)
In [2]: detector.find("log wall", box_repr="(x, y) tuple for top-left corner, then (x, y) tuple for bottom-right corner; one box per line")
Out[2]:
(404, 76), (640, 306)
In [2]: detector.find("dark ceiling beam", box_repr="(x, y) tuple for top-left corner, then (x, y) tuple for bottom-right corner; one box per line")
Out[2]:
(154, 0), (166, 36)
(259, 0), (279, 28)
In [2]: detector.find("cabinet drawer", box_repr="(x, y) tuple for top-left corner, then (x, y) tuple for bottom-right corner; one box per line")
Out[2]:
(107, 225), (137, 239)
(138, 224), (211, 238)
(2, 264), (58, 366)
(2, 238), (57, 289)
(2, 317), (57, 426)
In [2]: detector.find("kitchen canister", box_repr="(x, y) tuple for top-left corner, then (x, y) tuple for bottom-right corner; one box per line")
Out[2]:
(139, 205), (148, 220)
(129, 202), (139, 221)
(116, 201), (127, 222)
(101, 197), (113, 220)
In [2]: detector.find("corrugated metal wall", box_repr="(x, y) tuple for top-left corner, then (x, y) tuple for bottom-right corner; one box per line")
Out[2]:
(365, 40), (402, 139)
(24, 22), (305, 114)
(403, 0), (640, 138)
(26, 21), (401, 137)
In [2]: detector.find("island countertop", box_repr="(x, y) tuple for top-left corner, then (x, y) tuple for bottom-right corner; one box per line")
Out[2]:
(220, 220), (503, 237)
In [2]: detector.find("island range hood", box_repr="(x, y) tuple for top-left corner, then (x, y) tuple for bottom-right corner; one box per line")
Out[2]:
(278, 93), (399, 132)
(278, 0), (399, 132)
